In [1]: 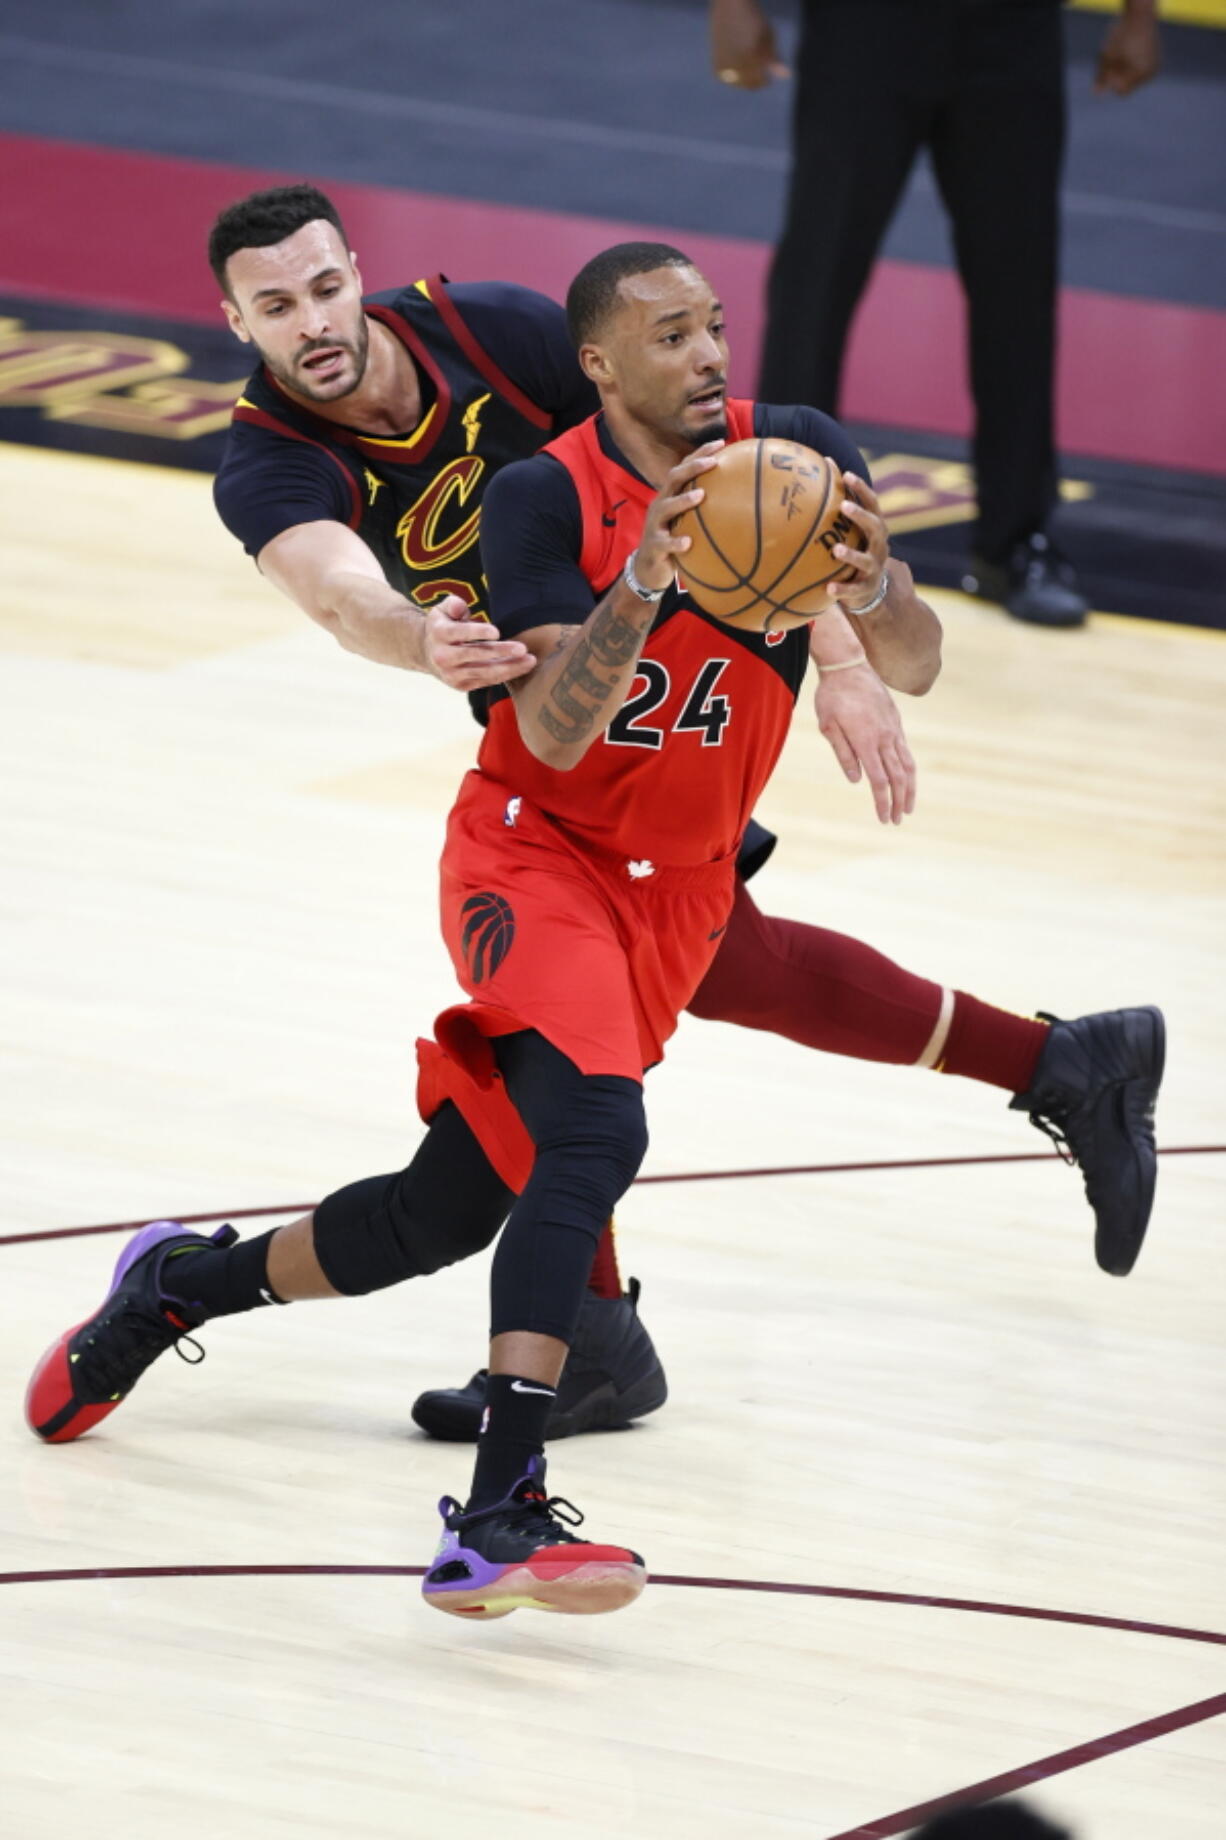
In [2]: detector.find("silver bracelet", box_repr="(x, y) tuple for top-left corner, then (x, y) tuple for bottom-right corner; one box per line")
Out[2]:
(623, 549), (667, 604)
(842, 565), (890, 618)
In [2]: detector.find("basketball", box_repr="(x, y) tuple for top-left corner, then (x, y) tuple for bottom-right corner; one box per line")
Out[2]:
(674, 438), (867, 634)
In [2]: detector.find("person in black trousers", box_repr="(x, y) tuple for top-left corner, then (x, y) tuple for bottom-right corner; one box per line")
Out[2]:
(709, 0), (1160, 627)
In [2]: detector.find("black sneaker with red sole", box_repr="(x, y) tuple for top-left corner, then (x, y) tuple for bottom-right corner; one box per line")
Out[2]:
(25, 1219), (237, 1442)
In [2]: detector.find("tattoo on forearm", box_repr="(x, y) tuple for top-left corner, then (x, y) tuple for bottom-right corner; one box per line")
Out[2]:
(539, 639), (615, 743)
(587, 606), (642, 668)
(537, 593), (650, 748)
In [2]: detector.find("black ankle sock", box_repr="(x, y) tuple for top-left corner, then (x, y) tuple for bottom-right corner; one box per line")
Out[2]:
(465, 1373), (556, 1512)
(161, 1230), (284, 1319)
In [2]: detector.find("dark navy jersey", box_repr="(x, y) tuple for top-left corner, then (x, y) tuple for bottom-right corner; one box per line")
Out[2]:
(479, 402), (869, 640)
(213, 278), (597, 620)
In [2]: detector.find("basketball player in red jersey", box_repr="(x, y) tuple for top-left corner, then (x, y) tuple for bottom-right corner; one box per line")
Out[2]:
(190, 184), (1160, 1450)
(203, 189), (1162, 1439)
(24, 242), (1164, 1621)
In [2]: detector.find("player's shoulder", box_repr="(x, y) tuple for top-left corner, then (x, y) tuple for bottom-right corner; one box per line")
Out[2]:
(223, 366), (331, 448)
(752, 400), (869, 484)
(483, 448), (577, 518)
(370, 277), (566, 343)
(443, 280), (568, 335)
(753, 400), (854, 456)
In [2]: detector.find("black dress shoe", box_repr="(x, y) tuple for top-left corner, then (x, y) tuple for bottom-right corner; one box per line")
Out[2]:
(963, 532), (1089, 628)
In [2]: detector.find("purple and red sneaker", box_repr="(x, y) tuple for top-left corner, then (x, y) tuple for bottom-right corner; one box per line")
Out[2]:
(24, 1220), (237, 1443)
(422, 1454), (646, 1619)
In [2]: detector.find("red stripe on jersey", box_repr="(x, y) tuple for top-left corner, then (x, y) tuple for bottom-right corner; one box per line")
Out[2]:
(423, 276), (552, 431)
(352, 302), (453, 466)
(545, 399), (756, 590)
(232, 402), (363, 529)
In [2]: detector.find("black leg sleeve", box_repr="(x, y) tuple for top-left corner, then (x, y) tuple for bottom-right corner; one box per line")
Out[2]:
(311, 1102), (514, 1296)
(488, 1032), (648, 1343)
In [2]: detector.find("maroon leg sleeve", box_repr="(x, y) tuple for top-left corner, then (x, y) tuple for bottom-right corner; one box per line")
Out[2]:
(687, 882), (1049, 1091)
(687, 880), (943, 1064)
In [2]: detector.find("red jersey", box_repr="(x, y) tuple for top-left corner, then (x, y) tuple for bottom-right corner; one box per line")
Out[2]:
(475, 399), (810, 868)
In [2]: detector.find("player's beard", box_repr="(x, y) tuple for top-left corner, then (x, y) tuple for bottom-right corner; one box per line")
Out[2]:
(686, 413), (727, 446)
(681, 379), (728, 446)
(264, 316), (371, 403)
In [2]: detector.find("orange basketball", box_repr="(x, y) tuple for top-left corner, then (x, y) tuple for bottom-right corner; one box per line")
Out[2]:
(674, 437), (866, 633)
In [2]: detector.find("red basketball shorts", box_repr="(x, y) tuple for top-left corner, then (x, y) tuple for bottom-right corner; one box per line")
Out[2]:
(416, 770), (736, 1192)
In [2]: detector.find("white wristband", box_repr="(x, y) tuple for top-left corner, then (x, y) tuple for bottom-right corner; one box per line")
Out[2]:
(842, 566), (890, 617)
(623, 550), (667, 604)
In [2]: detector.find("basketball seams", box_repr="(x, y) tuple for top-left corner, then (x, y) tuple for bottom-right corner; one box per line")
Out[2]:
(683, 449), (829, 603)
(747, 447), (838, 611)
(680, 438), (865, 629)
(689, 455), (847, 620)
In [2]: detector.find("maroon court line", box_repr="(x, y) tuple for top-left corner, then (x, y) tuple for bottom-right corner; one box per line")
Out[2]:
(3, 1565), (1221, 1831)
(2, 1565), (1224, 1658)
(2, 1143), (1221, 1248)
(824, 1690), (1226, 1839)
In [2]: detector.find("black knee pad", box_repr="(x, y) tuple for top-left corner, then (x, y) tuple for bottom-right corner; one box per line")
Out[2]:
(312, 1103), (514, 1295)
(487, 1065), (650, 1341)
(527, 1075), (648, 1232)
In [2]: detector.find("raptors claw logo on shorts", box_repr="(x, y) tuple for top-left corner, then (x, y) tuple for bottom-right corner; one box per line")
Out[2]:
(460, 891), (516, 984)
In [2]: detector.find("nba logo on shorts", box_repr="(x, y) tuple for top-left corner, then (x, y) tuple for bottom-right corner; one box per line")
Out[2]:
(504, 796), (522, 827)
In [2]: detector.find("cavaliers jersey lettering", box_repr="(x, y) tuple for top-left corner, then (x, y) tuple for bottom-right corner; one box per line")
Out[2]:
(214, 278), (578, 621)
(477, 400), (810, 868)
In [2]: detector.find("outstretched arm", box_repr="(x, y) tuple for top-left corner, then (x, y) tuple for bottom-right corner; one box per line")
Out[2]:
(257, 519), (535, 691)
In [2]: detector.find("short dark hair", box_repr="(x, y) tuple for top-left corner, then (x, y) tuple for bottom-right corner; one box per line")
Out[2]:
(566, 242), (694, 347)
(207, 184), (349, 291)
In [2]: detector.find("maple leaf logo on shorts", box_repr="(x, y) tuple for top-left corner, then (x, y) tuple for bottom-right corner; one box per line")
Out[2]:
(459, 891), (516, 984)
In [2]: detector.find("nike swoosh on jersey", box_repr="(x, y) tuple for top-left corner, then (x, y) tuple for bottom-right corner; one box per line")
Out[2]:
(601, 499), (628, 528)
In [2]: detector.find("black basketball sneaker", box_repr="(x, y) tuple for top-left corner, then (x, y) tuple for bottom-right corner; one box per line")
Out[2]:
(422, 1454), (646, 1618)
(411, 1279), (667, 1441)
(25, 1220), (236, 1442)
(1010, 1005), (1164, 1275)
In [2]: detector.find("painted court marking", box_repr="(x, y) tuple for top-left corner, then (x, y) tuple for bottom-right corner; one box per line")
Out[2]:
(1, 1142), (1220, 1247)
(1, 1561), (1222, 1834)
(8, 1151), (1224, 1829)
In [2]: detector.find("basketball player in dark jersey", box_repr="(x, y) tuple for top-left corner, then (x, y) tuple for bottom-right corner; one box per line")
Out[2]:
(24, 201), (1162, 1516)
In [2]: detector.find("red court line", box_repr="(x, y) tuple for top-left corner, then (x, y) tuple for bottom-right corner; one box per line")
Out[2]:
(1, 131), (1223, 475)
(2, 1144), (1218, 1248)
(824, 1692), (1226, 1839)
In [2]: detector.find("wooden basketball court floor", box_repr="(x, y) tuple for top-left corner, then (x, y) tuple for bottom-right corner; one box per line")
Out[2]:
(1, 438), (1224, 1837)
